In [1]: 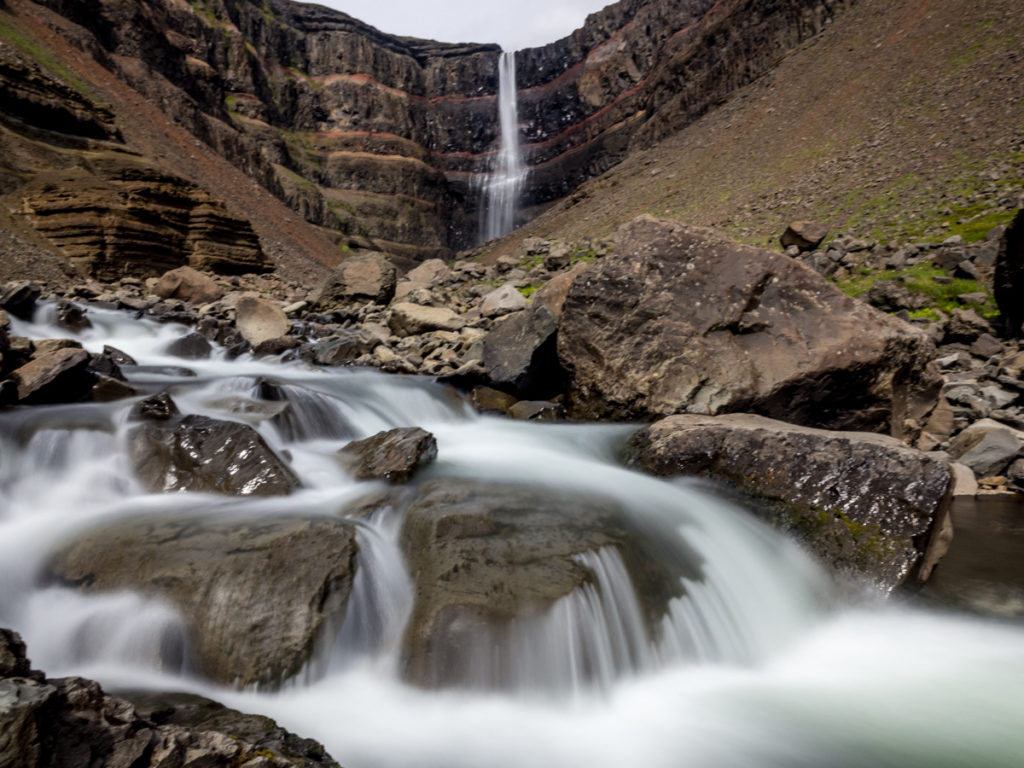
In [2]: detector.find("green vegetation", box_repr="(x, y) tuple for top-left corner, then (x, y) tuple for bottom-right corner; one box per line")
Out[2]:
(835, 262), (998, 318)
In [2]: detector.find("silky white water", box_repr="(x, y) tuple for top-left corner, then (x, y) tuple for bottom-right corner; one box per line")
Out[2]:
(481, 50), (525, 241)
(2, 303), (1023, 767)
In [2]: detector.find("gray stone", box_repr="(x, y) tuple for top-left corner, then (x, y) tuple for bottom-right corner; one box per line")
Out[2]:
(235, 295), (291, 346)
(780, 220), (829, 251)
(311, 252), (397, 307)
(153, 266), (224, 305)
(389, 302), (464, 336)
(480, 283), (527, 318)
(971, 333), (1005, 359)
(338, 427), (438, 483)
(947, 419), (1024, 477)
(9, 347), (93, 405)
(483, 304), (565, 400)
(165, 332), (213, 359)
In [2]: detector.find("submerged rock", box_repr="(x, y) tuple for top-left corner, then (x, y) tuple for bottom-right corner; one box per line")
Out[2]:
(625, 413), (954, 591)
(558, 217), (936, 435)
(339, 427), (438, 483)
(0, 628), (340, 766)
(47, 513), (357, 689)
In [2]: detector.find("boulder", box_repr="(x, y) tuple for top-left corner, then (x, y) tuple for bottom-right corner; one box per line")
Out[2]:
(309, 330), (380, 365)
(625, 413), (954, 591)
(469, 385), (517, 414)
(47, 513), (357, 689)
(944, 308), (992, 344)
(558, 217), (936, 434)
(399, 480), (692, 688)
(55, 300), (91, 332)
(128, 412), (299, 496)
(0, 281), (41, 320)
(508, 400), (565, 421)
(946, 419), (1024, 477)
(310, 252), (397, 307)
(780, 220), (829, 251)
(153, 266), (224, 305)
(8, 347), (93, 404)
(993, 209), (1024, 336)
(483, 304), (566, 399)
(165, 331), (213, 359)
(389, 302), (464, 337)
(0, 631), (338, 767)
(235, 295), (291, 346)
(480, 283), (527, 318)
(531, 262), (590, 320)
(404, 258), (450, 285)
(338, 427), (438, 483)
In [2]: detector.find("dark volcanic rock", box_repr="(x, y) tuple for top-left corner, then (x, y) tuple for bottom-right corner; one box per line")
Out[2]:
(994, 209), (1024, 336)
(483, 304), (567, 400)
(128, 413), (300, 496)
(48, 513), (357, 688)
(781, 220), (829, 251)
(339, 427), (438, 483)
(558, 216), (936, 435)
(0, 628), (340, 766)
(8, 346), (93, 404)
(625, 413), (954, 590)
(399, 479), (692, 689)
(0, 281), (41, 320)
(165, 331), (213, 360)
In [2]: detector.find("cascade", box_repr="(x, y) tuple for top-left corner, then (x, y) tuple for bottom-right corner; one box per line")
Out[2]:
(481, 50), (526, 242)
(1, 302), (1024, 768)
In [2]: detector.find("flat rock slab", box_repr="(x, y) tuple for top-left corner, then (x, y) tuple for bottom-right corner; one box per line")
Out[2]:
(48, 513), (358, 689)
(338, 427), (438, 483)
(9, 347), (92, 404)
(625, 413), (954, 591)
(558, 216), (935, 433)
(389, 302), (464, 336)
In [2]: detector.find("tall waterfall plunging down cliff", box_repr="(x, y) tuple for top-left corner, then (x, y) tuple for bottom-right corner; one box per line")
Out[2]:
(481, 51), (526, 242)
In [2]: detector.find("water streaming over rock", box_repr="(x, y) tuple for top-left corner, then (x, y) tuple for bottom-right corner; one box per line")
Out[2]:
(481, 50), (525, 242)
(2, 304), (1024, 767)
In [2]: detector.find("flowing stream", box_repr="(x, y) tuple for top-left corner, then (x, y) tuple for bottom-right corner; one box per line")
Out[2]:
(481, 50), (525, 242)
(2, 304), (1024, 767)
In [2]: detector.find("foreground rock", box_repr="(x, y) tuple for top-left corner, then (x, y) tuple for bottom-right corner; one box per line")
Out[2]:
(399, 480), (692, 688)
(483, 305), (566, 399)
(0, 628), (339, 767)
(558, 217), (937, 435)
(339, 427), (438, 483)
(994, 208), (1024, 336)
(625, 414), (954, 591)
(128, 395), (300, 496)
(48, 514), (358, 689)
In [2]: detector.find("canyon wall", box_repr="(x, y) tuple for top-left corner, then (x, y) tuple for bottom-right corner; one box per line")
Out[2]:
(9, 0), (850, 265)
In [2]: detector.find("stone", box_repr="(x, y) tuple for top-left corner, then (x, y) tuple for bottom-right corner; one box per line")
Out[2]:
(508, 400), (565, 421)
(165, 331), (213, 359)
(338, 427), (438, 483)
(994, 210), (1024, 336)
(91, 374), (140, 402)
(55, 300), (92, 332)
(153, 266), (224, 305)
(558, 217), (936, 434)
(865, 280), (927, 313)
(131, 392), (181, 421)
(971, 333), (1005, 359)
(483, 304), (566, 400)
(310, 252), (397, 307)
(128, 413), (300, 496)
(235, 295), (291, 346)
(0, 281), (41, 320)
(950, 461), (979, 497)
(530, 262), (590, 320)
(946, 419), (1024, 477)
(954, 260), (982, 281)
(543, 242), (573, 270)
(399, 480), (692, 688)
(625, 413), (954, 591)
(469, 385), (517, 414)
(389, 302), (464, 336)
(480, 283), (528, 318)
(1006, 458), (1024, 493)
(9, 347), (93, 404)
(780, 220), (829, 251)
(310, 330), (380, 365)
(48, 513), (356, 689)
(405, 258), (450, 285)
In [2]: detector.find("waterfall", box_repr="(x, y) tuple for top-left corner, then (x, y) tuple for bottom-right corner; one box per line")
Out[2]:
(481, 50), (525, 242)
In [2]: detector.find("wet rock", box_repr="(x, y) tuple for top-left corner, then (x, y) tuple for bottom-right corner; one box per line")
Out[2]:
(480, 283), (527, 318)
(235, 295), (291, 346)
(8, 347), (93, 405)
(310, 330), (380, 365)
(165, 331), (212, 359)
(0, 281), (41, 320)
(48, 513), (356, 689)
(128, 413), (300, 496)
(625, 413), (954, 591)
(91, 374), (140, 402)
(946, 419), (1024, 477)
(311, 252), (397, 307)
(55, 300), (91, 332)
(469, 385), (517, 414)
(338, 427), (438, 483)
(399, 480), (692, 688)
(131, 392), (181, 421)
(483, 304), (566, 400)
(780, 220), (829, 251)
(153, 266), (224, 305)
(508, 400), (565, 421)
(253, 335), (301, 357)
(389, 302), (464, 336)
(559, 217), (936, 434)
(994, 209), (1024, 336)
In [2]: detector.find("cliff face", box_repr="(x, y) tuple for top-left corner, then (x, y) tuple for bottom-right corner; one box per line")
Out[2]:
(8, 0), (849, 265)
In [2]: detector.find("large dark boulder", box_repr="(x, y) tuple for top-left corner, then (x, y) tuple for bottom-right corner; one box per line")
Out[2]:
(993, 209), (1024, 336)
(128, 410), (300, 496)
(339, 427), (438, 483)
(0, 628), (340, 767)
(398, 479), (693, 689)
(558, 216), (936, 435)
(625, 413), (954, 591)
(47, 513), (357, 689)
(483, 304), (567, 399)
(8, 347), (93, 404)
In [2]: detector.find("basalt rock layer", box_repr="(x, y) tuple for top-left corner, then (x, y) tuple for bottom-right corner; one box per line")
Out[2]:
(7, 0), (850, 263)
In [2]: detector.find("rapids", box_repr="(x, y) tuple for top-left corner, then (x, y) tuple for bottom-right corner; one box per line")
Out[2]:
(1, 303), (1023, 767)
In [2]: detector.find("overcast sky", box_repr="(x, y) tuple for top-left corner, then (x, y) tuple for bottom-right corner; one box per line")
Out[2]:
(318, 1), (612, 50)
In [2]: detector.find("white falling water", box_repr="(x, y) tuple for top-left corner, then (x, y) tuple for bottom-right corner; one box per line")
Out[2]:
(481, 50), (525, 241)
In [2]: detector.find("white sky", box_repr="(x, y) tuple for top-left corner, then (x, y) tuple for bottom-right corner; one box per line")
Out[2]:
(317, 1), (612, 51)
